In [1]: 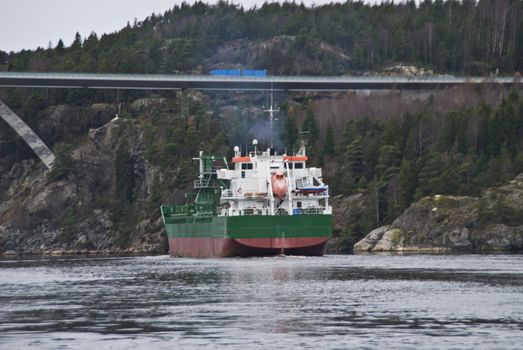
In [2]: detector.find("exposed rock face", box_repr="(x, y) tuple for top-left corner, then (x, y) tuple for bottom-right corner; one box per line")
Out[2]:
(327, 192), (373, 253)
(211, 35), (351, 75)
(354, 175), (523, 253)
(382, 65), (435, 77)
(331, 193), (367, 235)
(0, 114), (166, 256)
(364, 65), (436, 77)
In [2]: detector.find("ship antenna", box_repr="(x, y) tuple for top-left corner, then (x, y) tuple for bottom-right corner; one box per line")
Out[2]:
(264, 86), (279, 149)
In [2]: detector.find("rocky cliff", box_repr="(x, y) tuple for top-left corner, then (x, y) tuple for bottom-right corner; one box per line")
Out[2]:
(0, 105), (171, 256)
(354, 174), (523, 253)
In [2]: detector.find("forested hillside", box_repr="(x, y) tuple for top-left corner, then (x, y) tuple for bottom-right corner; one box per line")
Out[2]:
(317, 91), (523, 248)
(1, 1), (523, 254)
(2, 0), (523, 75)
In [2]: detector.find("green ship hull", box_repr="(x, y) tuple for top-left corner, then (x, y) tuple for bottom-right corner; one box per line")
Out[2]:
(162, 209), (332, 257)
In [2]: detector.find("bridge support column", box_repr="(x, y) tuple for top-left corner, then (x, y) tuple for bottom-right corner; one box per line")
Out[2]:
(0, 100), (55, 170)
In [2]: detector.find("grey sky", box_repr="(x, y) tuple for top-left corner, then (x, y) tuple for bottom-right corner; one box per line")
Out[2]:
(0, 0), (389, 53)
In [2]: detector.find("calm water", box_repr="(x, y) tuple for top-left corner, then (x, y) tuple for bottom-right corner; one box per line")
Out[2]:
(0, 254), (522, 349)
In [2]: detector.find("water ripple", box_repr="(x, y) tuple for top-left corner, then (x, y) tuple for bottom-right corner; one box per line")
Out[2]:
(1, 254), (522, 349)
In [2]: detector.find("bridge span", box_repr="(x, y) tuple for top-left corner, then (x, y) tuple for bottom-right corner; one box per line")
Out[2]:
(0, 72), (520, 91)
(0, 71), (521, 171)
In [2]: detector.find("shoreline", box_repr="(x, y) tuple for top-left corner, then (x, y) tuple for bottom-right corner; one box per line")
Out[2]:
(3, 249), (522, 259)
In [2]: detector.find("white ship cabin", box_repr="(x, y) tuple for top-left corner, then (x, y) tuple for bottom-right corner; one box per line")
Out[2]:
(216, 140), (332, 217)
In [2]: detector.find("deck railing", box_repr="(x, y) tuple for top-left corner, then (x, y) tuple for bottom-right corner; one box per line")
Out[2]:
(161, 203), (216, 218)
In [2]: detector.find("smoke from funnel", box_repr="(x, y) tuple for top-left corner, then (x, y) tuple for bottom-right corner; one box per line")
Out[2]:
(248, 112), (285, 153)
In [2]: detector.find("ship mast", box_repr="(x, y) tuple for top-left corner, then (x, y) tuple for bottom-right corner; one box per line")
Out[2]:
(264, 90), (279, 149)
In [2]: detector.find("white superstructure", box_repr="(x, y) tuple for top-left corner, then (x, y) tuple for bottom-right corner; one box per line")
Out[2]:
(216, 141), (332, 217)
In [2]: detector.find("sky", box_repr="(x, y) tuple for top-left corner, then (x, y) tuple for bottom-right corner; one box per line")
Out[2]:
(0, 0), (391, 53)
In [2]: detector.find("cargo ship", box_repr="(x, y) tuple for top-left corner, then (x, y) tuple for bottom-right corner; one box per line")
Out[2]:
(160, 140), (332, 258)
(160, 102), (332, 258)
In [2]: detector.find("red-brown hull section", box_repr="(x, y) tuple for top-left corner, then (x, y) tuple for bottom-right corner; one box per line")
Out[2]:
(168, 237), (328, 258)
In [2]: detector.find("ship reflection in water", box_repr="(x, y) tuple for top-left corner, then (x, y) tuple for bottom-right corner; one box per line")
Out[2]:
(1, 254), (523, 349)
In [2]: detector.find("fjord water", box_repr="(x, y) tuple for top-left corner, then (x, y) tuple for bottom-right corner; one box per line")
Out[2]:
(1, 254), (522, 349)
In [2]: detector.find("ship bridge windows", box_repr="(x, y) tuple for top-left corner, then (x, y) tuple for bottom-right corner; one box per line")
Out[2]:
(286, 162), (303, 169)
(241, 163), (253, 170)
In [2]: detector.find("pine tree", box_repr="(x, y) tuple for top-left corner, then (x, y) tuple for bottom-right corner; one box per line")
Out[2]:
(442, 110), (467, 154)
(285, 116), (299, 152)
(301, 109), (320, 162)
(514, 151), (523, 175)
(71, 32), (82, 50)
(56, 39), (64, 53)
(514, 20), (523, 71)
(415, 152), (442, 198)
(404, 129), (418, 161)
(398, 159), (417, 208)
(475, 103), (491, 154)
(323, 124), (336, 158)
(114, 141), (135, 204)
(345, 137), (364, 180)
(48, 143), (76, 181)
(302, 109), (319, 144)
(376, 144), (402, 178)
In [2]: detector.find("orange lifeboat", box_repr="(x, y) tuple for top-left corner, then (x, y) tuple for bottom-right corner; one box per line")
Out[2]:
(271, 170), (287, 200)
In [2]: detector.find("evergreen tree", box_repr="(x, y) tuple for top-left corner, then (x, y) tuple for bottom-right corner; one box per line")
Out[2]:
(72, 32), (82, 49)
(302, 109), (319, 145)
(514, 20), (523, 71)
(403, 128), (418, 161)
(376, 145), (402, 179)
(475, 103), (491, 154)
(345, 137), (364, 180)
(398, 159), (417, 208)
(301, 109), (320, 162)
(514, 151), (523, 175)
(442, 110), (467, 154)
(323, 124), (336, 158)
(48, 143), (76, 181)
(0, 50), (7, 64)
(114, 141), (135, 203)
(438, 157), (463, 194)
(285, 116), (299, 152)
(415, 152), (442, 198)
(56, 39), (64, 53)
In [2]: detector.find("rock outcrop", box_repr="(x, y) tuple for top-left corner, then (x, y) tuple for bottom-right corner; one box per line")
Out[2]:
(0, 112), (167, 256)
(354, 174), (523, 253)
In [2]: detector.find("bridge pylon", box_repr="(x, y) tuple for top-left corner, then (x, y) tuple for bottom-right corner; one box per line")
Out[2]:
(0, 100), (55, 170)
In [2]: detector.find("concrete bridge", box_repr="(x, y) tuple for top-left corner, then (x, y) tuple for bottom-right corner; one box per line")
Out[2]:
(0, 72), (521, 170)
(0, 72), (520, 91)
(0, 100), (55, 169)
